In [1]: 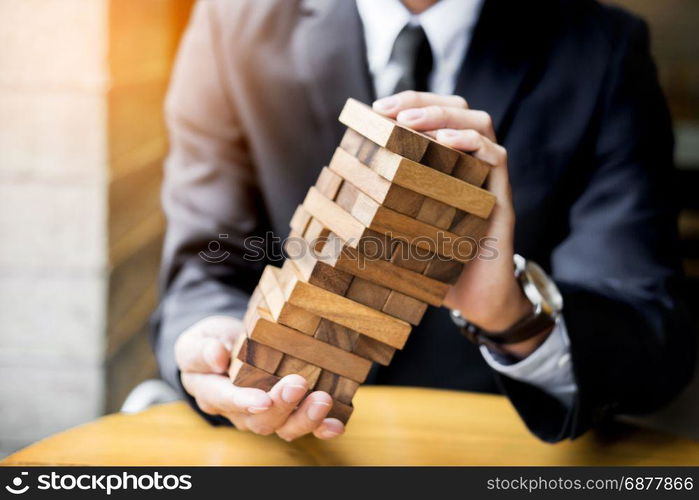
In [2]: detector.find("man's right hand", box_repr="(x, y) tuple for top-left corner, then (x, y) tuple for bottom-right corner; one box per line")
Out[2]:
(175, 315), (345, 441)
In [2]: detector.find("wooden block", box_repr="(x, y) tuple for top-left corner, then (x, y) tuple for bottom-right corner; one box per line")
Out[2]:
(277, 302), (321, 336)
(423, 258), (463, 285)
(382, 291), (428, 325)
(275, 356), (322, 387)
(314, 318), (358, 352)
(356, 137), (380, 165)
(313, 371), (359, 405)
(303, 186), (366, 245)
(449, 211), (490, 240)
(315, 166), (343, 200)
(246, 303), (373, 382)
(236, 338), (284, 373)
(229, 359), (280, 391)
(339, 128), (364, 156)
(382, 184), (424, 218)
(452, 153), (490, 187)
(279, 264), (412, 349)
(258, 266), (287, 320)
(339, 98), (429, 161)
(333, 377), (360, 405)
(390, 240), (430, 273)
(368, 148), (496, 219)
(318, 232), (449, 306)
(314, 370), (340, 394)
(329, 147), (423, 218)
(260, 267), (322, 336)
(286, 238), (353, 295)
(345, 277), (391, 309)
(304, 217), (330, 252)
(334, 179), (362, 213)
(328, 399), (354, 424)
(416, 197), (457, 230)
(353, 335), (395, 366)
(345, 190), (474, 264)
(420, 140), (460, 174)
(289, 205), (312, 235)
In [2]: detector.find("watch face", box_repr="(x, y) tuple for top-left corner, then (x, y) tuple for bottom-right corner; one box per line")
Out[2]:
(524, 261), (563, 314)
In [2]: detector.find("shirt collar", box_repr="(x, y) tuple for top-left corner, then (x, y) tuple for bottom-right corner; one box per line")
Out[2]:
(356, 0), (485, 72)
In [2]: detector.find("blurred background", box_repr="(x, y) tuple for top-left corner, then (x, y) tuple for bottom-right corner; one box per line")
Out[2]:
(0, 0), (697, 457)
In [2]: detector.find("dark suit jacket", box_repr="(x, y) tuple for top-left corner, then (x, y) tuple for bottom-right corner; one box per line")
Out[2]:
(152, 0), (696, 442)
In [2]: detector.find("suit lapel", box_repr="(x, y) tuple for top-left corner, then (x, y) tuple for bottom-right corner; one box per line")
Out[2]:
(292, 0), (374, 147)
(455, 0), (540, 141)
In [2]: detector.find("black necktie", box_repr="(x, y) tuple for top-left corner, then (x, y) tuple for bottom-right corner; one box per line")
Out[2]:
(390, 24), (434, 93)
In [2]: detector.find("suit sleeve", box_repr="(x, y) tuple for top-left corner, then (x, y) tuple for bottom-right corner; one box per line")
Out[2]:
(151, 1), (267, 406)
(497, 17), (695, 442)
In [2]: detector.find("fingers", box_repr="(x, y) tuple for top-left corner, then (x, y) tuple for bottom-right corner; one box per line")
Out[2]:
(275, 391), (336, 442)
(175, 316), (242, 373)
(436, 129), (515, 239)
(243, 375), (309, 435)
(313, 418), (346, 440)
(373, 90), (467, 117)
(181, 373), (272, 417)
(396, 107), (496, 142)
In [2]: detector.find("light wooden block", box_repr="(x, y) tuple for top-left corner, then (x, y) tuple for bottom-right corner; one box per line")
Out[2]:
(246, 301), (373, 382)
(317, 232), (449, 307)
(304, 217), (330, 252)
(329, 147), (423, 217)
(339, 128), (364, 156)
(285, 237), (354, 295)
(289, 205), (312, 235)
(339, 98), (429, 162)
(279, 263), (412, 350)
(315, 166), (343, 200)
(368, 148), (496, 219)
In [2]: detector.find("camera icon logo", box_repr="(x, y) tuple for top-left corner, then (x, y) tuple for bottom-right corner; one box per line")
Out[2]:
(199, 234), (231, 264)
(5, 472), (29, 495)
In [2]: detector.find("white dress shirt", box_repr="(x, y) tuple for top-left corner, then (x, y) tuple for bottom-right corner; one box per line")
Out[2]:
(356, 0), (578, 407)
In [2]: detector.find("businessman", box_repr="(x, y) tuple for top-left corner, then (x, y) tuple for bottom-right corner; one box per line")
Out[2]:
(152, 0), (695, 442)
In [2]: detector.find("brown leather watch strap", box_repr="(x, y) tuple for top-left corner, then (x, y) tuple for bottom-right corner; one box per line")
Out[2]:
(459, 308), (555, 354)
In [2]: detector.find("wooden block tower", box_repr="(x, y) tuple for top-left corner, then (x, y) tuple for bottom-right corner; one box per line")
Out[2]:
(228, 98), (496, 424)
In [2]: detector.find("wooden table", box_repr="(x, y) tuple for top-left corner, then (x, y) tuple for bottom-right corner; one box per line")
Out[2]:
(3, 387), (698, 466)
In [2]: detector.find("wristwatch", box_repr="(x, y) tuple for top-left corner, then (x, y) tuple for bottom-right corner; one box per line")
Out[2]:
(450, 254), (563, 354)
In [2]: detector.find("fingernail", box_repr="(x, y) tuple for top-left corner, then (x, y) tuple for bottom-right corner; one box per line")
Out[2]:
(248, 406), (270, 414)
(320, 418), (344, 438)
(438, 129), (459, 139)
(307, 401), (331, 421)
(373, 96), (398, 112)
(397, 108), (425, 122)
(281, 384), (307, 404)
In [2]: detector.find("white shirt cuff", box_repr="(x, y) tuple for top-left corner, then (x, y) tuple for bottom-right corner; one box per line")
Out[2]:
(480, 317), (578, 408)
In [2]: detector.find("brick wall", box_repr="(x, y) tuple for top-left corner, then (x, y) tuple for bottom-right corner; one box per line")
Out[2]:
(0, 0), (194, 455)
